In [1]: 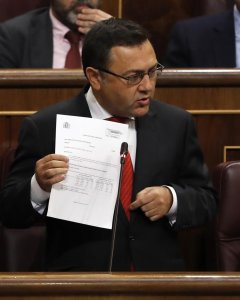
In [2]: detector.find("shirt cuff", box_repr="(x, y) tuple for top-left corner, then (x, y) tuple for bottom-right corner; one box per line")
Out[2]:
(163, 185), (177, 225)
(30, 174), (49, 214)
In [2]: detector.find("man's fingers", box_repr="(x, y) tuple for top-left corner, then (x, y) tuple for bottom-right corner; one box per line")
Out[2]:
(35, 154), (69, 192)
(130, 186), (173, 221)
(76, 9), (112, 33)
(130, 187), (152, 209)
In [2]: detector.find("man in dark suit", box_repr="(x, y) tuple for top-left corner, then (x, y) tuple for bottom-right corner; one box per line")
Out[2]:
(0, 18), (217, 271)
(0, 0), (111, 68)
(164, 1), (239, 68)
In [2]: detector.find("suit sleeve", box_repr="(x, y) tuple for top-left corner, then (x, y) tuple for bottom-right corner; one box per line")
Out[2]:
(171, 114), (217, 230)
(164, 22), (191, 68)
(0, 23), (21, 67)
(0, 117), (46, 227)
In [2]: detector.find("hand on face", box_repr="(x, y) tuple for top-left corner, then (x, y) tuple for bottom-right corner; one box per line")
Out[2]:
(35, 154), (69, 192)
(76, 7), (112, 34)
(130, 186), (173, 221)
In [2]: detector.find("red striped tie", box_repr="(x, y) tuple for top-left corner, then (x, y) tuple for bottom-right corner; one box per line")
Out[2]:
(106, 117), (133, 220)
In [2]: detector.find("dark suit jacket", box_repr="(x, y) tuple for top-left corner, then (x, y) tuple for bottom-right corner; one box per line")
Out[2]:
(0, 87), (217, 271)
(164, 9), (236, 68)
(0, 7), (53, 68)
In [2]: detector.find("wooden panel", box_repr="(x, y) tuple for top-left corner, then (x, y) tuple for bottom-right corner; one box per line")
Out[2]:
(223, 146), (240, 161)
(0, 273), (240, 299)
(0, 69), (240, 175)
(194, 114), (240, 176)
(0, 117), (10, 157)
(0, 0), (50, 22)
(156, 69), (240, 111)
(101, 0), (120, 17)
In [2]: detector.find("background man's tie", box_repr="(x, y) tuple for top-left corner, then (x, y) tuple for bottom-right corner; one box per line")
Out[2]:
(64, 31), (82, 68)
(106, 117), (134, 220)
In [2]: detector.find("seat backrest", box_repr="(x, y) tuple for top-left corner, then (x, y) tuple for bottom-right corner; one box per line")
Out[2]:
(212, 161), (240, 271)
(1, 225), (46, 271)
(0, 147), (46, 271)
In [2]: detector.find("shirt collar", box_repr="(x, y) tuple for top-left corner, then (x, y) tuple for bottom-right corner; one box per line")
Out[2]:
(85, 87), (134, 121)
(85, 87), (112, 120)
(49, 8), (70, 41)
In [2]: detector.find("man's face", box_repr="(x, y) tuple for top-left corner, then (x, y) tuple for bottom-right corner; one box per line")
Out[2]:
(51, 0), (100, 29)
(93, 40), (158, 118)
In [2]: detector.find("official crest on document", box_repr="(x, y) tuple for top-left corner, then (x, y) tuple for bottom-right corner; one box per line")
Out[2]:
(63, 122), (70, 129)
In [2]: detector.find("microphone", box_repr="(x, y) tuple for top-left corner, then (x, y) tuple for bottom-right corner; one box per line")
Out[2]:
(120, 142), (128, 164)
(108, 142), (128, 272)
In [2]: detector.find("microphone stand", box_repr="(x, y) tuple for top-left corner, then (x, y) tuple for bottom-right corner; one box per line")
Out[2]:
(108, 143), (128, 273)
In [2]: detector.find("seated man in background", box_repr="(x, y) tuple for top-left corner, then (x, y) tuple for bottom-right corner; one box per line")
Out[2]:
(164, 0), (239, 68)
(0, 18), (217, 271)
(0, 0), (111, 68)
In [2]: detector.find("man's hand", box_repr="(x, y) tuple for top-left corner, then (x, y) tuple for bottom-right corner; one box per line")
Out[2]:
(76, 7), (112, 34)
(35, 154), (69, 192)
(130, 186), (173, 221)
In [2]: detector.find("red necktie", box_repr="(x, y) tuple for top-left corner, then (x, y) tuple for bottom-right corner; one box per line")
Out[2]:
(106, 117), (134, 220)
(64, 31), (82, 68)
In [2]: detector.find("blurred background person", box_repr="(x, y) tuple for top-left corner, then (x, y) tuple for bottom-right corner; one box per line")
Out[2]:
(164, 0), (239, 68)
(0, 0), (112, 68)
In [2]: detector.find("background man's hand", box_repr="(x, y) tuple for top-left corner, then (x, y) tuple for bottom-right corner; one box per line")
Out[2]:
(76, 7), (112, 34)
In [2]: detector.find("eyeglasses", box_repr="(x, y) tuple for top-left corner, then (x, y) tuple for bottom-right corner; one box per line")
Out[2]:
(98, 62), (164, 85)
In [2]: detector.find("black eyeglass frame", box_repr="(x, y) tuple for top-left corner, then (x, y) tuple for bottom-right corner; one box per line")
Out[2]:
(98, 62), (164, 85)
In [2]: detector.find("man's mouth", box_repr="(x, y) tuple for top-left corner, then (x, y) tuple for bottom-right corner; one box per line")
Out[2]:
(136, 98), (150, 106)
(75, 3), (93, 11)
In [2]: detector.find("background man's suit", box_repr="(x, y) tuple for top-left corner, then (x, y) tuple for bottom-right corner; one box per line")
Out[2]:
(0, 8), (53, 68)
(0, 86), (216, 271)
(164, 9), (236, 68)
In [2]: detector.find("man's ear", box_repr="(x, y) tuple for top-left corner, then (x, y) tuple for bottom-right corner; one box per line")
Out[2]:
(85, 67), (102, 90)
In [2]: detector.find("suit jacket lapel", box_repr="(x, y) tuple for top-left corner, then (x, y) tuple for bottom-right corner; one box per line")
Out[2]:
(212, 10), (235, 67)
(29, 10), (53, 68)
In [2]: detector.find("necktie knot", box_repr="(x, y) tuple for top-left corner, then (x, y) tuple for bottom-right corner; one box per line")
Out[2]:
(64, 31), (82, 68)
(65, 31), (82, 44)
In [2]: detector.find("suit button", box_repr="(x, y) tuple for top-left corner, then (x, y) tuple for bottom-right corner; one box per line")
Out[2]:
(129, 235), (135, 241)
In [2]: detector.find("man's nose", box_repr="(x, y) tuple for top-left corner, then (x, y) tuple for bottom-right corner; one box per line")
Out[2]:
(138, 74), (154, 91)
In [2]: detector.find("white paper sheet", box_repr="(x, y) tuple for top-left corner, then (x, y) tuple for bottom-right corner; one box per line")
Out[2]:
(47, 114), (128, 229)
